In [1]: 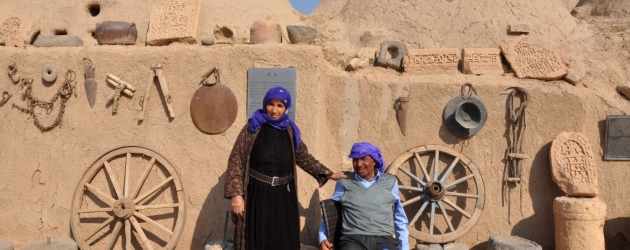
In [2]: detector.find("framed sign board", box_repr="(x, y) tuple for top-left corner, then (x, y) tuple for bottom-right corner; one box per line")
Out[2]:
(247, 68), (297, 120)
(605, 115), (630, 160)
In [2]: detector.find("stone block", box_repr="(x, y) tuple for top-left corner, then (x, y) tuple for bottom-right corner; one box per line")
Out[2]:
(347, 58), (370, 71)
(550, 132), (598, 197)
(417, 243), (443, 250)
(509, 24), (530, 34)
(616, 83), (630, 99)
(376, 41), (407, 70)
(403, 48), (459, 74)
(0, 240), (13, 250)
(462, 48), (504, 75)
(0, 9), (40, 46)
(214, 24), (249, 44)
(146, 0), (201, 46)
(201, 37), (215, 46)
(443, 242), (468, 250)
(500, 36), (567, 80)
(488, 235), (541, 250)
(563, 66), (585, 85)
(21, 238), (77, 250)
(33, 35), (83, 47)
(250, 20), (282, 44)
(286, 25), (317, 45)
(553, 197), (606, 250)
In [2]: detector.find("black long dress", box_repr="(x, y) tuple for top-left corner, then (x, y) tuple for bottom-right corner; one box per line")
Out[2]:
(246, 124), (300, 250)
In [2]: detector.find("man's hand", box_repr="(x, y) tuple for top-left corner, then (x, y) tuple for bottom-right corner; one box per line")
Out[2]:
(328, 171), (348, 181)
(320, 239), (333, 250)
(231, 195), (244, 216)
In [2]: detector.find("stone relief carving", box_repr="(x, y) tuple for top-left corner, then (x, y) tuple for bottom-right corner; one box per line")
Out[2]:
(500, 36), (567, 80)
(146, 0), (202, 46)
(403, 48), (459, 74)
(550, 132), (598, 197)
(462, 48), (504, 75)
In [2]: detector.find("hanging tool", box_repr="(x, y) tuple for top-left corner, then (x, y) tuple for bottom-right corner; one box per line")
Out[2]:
(138, 63), (175, 121)
(503, 86), (530, 220)
(83, 58), (97, 108)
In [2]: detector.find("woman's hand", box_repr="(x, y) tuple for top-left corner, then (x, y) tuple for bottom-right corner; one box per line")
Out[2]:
(320, 239), (333, 250)
(328, 171), (348, 181)
(231, 195), (245, 216)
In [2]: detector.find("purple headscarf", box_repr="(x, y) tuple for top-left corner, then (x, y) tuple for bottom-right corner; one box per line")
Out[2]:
(348, 142), (386, 174)
(248, 86), (301, 152)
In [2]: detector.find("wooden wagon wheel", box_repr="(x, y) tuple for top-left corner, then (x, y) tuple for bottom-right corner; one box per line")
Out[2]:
(386, 145), (485, 243)
(71, 146), (187, 250)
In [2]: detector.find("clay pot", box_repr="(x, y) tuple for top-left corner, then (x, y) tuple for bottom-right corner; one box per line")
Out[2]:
(249, 20), (282, 44)
(95, 21), (137, 45)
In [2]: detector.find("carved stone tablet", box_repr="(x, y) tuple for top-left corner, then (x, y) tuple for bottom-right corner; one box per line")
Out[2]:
(500, 36), (567, 80)
(550, 132), (598, 197)
(403, 48), (459, 74)
(605, 115), (630, 160)
(146, 0), (201, 46)
(0, 9), (39, 46)
(461, 48), (504, 75)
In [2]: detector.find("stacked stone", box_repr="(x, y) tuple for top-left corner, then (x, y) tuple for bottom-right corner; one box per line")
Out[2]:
(550, 132), (605, 250)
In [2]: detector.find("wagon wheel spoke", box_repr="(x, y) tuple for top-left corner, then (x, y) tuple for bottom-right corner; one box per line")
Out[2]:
(437, 201), (455, 233)
(125, 219), (132, 250)
(104, 161), (123, 199)
(444, 174), (474, 189)
(402, 195), (424, 207)
(84, 183), (116, 206)
(398, 166), (426, 187)
(84, 216), (116, 242)
(105, 219), (122, 250)
(399, 185), (423, 192)
(77, 207), (113, 213)
(134, 176), (174, 204)
(445, 192), (478, 199)
(124, 153), (131, 197)
(433, 150), (440, 181)
(135, 203), (180, 210)
(442, 198), (471, 219)
(429, 202), (436, 235)
(134, 211), (173, 235)
(132, 158), (156, 199)
(130, 216), (155, 250)
(410, 200), (430, 227)
(439, 157), (459, 183)
(413, 153), (431, 182)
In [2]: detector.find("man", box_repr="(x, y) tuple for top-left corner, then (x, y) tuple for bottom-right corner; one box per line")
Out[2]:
(319, 142), (409, 250)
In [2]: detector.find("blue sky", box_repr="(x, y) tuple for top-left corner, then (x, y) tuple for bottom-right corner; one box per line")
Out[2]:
(288, 0), (322, 15)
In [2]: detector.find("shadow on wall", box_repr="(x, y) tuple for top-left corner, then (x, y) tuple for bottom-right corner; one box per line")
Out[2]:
(191, 172), (232, 250)
(605, 217), (630, 250)
(299, 189), (322, 246)
(509, 142), (564, 250)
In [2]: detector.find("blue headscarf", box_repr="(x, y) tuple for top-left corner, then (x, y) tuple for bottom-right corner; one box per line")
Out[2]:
(248, 86), (301, 152)
(348, 142), (386, 174)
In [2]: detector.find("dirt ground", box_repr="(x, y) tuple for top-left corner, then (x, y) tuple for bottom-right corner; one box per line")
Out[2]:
(0, 0), (629, 250)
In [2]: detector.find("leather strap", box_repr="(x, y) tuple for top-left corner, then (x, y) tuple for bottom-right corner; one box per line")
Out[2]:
(249, 169), (291, 186)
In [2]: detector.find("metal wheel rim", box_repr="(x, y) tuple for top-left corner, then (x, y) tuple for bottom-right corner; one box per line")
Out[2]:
(386, 145), (485, 243)
(70, 146), (187, 250)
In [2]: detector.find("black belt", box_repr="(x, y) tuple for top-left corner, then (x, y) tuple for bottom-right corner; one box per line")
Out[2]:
(249, 169), (292, 187)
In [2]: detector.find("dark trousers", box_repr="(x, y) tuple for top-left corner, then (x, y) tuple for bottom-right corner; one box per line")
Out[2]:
(338, 234), (400, 250)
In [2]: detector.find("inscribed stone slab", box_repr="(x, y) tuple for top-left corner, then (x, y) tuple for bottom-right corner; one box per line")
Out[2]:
(0, 9), (39, 46)
(146, 0), (201, 46)
(550, 132), (598, 197)
(500, 36), (567, 80)
(461, 48), (504, 75)
(403, 48), (459, 74)
(605, 115), (630, 160)
(247, 68), (297, 120)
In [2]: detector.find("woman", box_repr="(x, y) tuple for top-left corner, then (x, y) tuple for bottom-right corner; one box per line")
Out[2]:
(225, 86), (345, 250)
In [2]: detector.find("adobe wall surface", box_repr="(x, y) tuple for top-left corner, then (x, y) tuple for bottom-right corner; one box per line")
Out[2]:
(0, 0), (629, 250)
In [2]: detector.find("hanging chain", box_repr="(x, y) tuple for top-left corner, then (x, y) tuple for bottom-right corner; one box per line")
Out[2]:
(12, 70), (76, 132)
(460, 82), (477, 100)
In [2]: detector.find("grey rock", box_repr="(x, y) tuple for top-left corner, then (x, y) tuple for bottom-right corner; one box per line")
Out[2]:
(205, 239), (233, 250)
(417, 243), (442, 250)
(21, 238), (77, 250)
(488, 235), (542, 250)
(286, 25), (317, 45)
(376, 41), (407, 70)
(33, 35), (83, 47)
(616, 83), (630, 99)
(0, 240), (13, 250)
(202, 37), (215, 46)
(443, 242), (469, 250)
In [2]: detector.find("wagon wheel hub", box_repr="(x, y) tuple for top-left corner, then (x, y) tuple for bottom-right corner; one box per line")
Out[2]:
(424, 181), (445, 201)
(113, 198), (135, 219)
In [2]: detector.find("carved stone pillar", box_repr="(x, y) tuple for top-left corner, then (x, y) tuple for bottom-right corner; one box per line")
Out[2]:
(553, 196), (606, 250)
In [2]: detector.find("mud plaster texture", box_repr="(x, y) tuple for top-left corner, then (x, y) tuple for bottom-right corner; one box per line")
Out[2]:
(0, 0), (629, 250)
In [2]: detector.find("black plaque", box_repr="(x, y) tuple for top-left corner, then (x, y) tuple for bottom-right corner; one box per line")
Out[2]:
(605, 115), (630, 160)
(247, 68), (297, 120)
